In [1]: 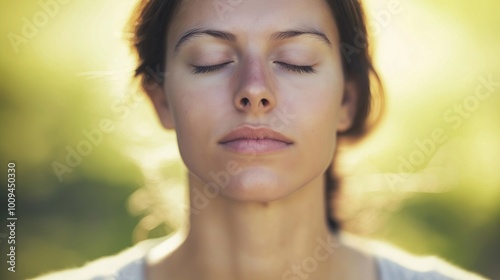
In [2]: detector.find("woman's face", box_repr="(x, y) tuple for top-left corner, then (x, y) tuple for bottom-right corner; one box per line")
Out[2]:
(151, 0), (356, 202)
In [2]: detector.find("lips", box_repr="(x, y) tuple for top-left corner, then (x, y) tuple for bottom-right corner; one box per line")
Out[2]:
(218, 126), (293, 155)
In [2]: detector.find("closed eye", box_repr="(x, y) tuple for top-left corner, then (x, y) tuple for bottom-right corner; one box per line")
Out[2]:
(192, 62), (233, 74)
(274, 62), (316, 74)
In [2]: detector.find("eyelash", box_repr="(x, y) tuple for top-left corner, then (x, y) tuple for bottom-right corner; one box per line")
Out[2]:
(191, 62), (315, 74)
(275, 62), (316, 74)
(192, 62), (233, 74)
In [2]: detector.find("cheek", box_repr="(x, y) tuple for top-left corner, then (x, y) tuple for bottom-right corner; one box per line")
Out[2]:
(165, 75), (229, 168)
(306, 94), (341, 154)
(281, 69), (344, 132)
(283, 77), (343, 167)
(167, 71), (220, 130)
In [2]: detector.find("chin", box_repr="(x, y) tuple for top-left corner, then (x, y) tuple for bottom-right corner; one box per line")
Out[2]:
(219, 167), (301, 203)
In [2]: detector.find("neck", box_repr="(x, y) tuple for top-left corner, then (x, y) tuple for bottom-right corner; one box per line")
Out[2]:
(185, 172), (340, 280)
(146, 172), (375, 280)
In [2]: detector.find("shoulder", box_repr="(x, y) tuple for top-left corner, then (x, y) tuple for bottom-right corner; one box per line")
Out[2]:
(338, 232), (489, 280)
(341, 233), (485, 280)
(30, 237), (165, 280)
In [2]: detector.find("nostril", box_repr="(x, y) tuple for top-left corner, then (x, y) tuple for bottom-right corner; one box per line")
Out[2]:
(261, 99), (269, 107)
(241, 98), (250, 107)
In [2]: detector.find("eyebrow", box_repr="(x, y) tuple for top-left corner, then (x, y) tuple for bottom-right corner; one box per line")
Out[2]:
(174, 28), (237, 53)
(174, 28), (332, 53)
(271, 29), (332, 47)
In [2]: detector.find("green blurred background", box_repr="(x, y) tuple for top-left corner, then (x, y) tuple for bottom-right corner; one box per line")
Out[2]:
(0, 0), (499, 279)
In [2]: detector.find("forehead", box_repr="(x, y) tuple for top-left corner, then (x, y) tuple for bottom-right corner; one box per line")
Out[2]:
(167, 0), (339, 47)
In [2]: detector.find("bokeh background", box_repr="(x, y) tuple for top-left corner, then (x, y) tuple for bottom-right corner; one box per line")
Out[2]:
(1, 0), (499, 279)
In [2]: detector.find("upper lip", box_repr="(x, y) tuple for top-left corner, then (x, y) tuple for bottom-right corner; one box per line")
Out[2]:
(219, 126), (293, 144)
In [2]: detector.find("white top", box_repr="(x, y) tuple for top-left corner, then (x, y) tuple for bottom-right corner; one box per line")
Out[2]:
(31, 233), (488, 280)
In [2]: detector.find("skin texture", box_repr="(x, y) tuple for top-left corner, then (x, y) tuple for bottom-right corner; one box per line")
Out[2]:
(144, 0), (376, 279)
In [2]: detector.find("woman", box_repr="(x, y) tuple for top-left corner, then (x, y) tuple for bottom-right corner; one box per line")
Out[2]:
(33, 0), (487, 279)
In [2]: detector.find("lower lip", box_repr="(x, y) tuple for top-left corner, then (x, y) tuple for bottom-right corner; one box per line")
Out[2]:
(220, 139), (292, 155)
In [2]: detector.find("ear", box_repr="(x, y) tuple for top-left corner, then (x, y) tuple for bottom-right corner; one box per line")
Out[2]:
(142, 78), (175, 129)
(337, 79), (358, 133)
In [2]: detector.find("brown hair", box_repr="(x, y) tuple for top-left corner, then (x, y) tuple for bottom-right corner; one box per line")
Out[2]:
(129, 0), (384, 232)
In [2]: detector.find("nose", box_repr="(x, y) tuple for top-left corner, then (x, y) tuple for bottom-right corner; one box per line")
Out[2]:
(234, 58), (276, 114)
